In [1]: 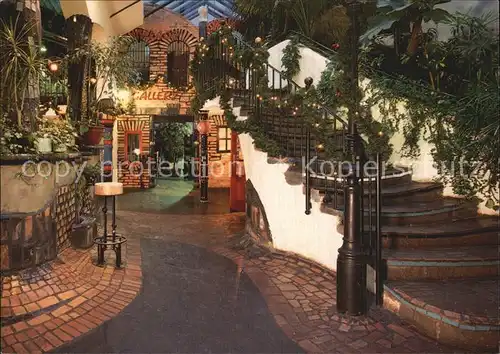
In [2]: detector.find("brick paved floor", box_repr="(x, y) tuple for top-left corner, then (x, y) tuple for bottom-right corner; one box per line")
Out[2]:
(1, 187), (459, 353)
(0, 237), (142, 354)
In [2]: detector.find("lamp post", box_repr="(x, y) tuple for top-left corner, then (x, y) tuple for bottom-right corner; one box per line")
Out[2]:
(197, 110), (211, 203)
(198, 6), (208, 38)
(336, 0), (366, 316)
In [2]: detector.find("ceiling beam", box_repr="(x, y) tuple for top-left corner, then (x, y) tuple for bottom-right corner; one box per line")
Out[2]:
(110, 0), (141, 18)
(214, 0), (234, 13)
(209, 7), (227, 19)
(170, 1), (199, 15)
(184, 8), (200, 21)
(209, 2), (232, 17)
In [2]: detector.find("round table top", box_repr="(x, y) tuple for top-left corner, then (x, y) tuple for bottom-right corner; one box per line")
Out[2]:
(95, 182), (123, 196)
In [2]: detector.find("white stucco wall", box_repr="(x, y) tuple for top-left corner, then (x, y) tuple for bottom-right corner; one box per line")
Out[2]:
(268, 40), (330, 88)
(238, 133), (342, 270)
(202, 97), (343, 270)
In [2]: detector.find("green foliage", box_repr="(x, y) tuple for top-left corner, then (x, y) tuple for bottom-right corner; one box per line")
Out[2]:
(363, 11), (499, 208)
(281, 36), (301, 79)
(155, 122), (192, 163)
(35, 116), (78, 151)
(0, 16), (46, 129)
(0, 114), (35, 155)
(361, 0), (451, 56)
(65, 35), (140, 126)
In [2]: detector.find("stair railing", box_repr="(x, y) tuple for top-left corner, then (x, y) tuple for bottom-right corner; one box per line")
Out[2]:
(197, 29), (384, 306)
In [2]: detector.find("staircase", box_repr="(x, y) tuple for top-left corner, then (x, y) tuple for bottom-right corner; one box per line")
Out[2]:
(196, 30), (500, 351)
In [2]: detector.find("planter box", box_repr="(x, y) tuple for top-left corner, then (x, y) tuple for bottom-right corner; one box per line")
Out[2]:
(71, 215), (97, 249)
(35, 137), (52, 153)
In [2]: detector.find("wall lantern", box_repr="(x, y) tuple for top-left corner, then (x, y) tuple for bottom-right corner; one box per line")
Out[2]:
(196, 120), (211, 135)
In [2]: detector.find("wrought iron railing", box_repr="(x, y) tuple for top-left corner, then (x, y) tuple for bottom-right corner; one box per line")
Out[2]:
(196, 31), (383, 304)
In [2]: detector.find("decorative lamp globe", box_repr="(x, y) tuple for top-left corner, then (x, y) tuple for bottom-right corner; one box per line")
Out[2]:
(198, 6), (208, 22)
(48, 61), (58, 72)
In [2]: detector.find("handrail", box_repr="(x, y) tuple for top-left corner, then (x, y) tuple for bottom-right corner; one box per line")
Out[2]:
(228, 32), (348, 129)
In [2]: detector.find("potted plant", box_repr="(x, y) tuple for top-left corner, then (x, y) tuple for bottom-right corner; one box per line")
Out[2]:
(70, 163), (101, 248)
(44, 117), (78, 153)
(66, 36), (140, 146)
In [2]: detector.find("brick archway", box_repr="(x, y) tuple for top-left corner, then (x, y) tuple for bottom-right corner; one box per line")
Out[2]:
(161, 28), (198, 51)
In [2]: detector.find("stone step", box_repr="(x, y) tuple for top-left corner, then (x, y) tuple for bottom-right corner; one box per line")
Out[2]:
(384, 245), (500, 280)
(381, 216), (499, 248)
(320, 181), (444, 206)
(325, 197), (471, 226)
(383, 278), (500, 350)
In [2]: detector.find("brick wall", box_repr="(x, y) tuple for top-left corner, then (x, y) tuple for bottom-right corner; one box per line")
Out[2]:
(206, 113), (231, 188)
(116, 115), (151, 188)
(129, 25), (198, 115)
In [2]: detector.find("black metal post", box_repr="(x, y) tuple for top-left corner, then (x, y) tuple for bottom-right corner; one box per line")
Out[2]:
(375, 153), (383, 305)
(305, 125), (311, 215)
(337, 0), (367, 316)
(112, 196), (117, 243)
(199, 110), (209, 203)
(304, 77), (314, 216)
(98, 196), (107, 265)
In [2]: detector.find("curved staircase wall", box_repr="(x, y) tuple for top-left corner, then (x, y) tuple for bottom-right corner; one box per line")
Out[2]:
(267, 39), (498, 215)
(238, 133), (343, 270)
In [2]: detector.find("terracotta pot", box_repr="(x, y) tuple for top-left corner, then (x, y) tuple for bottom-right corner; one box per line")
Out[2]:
(83, 126), (103, 146)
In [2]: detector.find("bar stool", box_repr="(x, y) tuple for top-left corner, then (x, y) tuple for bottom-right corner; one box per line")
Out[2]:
(94, 182), (127, 267)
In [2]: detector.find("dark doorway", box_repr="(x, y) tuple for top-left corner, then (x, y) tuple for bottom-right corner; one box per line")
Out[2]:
(151, 115), (195, 180)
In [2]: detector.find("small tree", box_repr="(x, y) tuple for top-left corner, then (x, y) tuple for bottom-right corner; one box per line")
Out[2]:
(155, 122), (192, 170)
(0, 16), (45, 129)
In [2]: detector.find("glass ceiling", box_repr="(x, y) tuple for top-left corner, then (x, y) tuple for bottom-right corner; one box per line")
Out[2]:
(40, 0), (235, 25)
(144, 0), (236, 24)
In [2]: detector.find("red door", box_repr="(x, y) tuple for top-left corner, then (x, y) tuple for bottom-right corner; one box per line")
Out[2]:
(230, 131), (246, 212)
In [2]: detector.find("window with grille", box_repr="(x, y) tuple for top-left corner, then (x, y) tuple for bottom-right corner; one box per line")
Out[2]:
(128, 40), (150, 84)
(166, 40), (189, 87)
(217, 127), (231, 153)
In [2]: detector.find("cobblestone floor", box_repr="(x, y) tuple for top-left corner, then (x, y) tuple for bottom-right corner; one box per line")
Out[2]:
(1, 186), (457, 353)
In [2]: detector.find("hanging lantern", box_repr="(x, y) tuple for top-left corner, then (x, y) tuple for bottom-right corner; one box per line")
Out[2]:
(197, 120), (211, 135)
(48, 61), (58, 72)
(255, 37), (262, 44)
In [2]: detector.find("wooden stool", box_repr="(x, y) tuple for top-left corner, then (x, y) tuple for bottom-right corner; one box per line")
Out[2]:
(94, 182), (127, 267)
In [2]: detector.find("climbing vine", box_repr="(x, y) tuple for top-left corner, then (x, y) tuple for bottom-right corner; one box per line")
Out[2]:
(281, 36), (301, 80)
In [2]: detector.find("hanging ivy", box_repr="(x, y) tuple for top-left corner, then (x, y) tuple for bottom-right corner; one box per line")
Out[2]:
(281, 35), (301, 79)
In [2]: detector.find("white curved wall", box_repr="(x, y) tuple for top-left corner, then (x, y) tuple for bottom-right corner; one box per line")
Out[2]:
(238, 133), (343, 270)
(202, 97), (343, 270)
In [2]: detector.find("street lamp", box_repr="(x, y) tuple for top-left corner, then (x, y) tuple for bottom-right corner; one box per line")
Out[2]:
(198, 6), (208, 38)
(336, 0), (366, 316)
(197, 110), (211, 203)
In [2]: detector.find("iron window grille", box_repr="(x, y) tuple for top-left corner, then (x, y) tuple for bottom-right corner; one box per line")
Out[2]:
(128, 40), (150, 84)
(166, 40), (189, 87)
(217, 126), (231, 153)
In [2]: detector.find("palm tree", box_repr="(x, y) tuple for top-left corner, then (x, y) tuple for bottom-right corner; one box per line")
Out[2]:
(361, 0), (451, 56)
